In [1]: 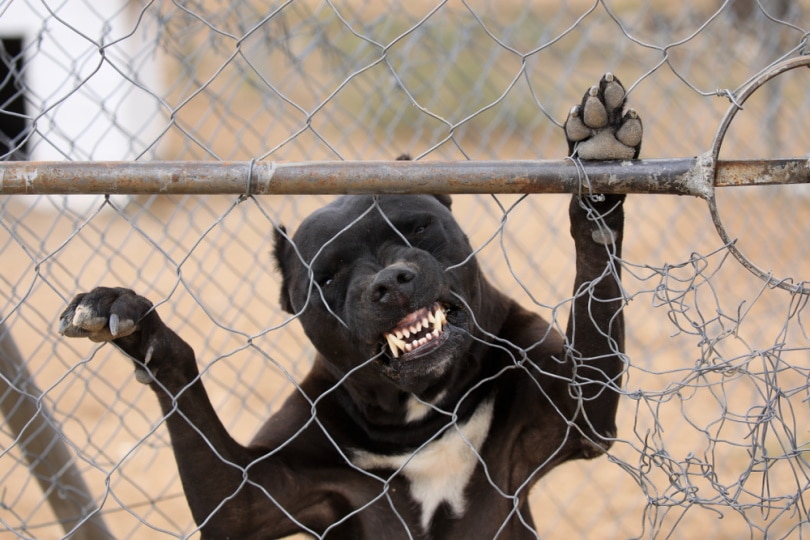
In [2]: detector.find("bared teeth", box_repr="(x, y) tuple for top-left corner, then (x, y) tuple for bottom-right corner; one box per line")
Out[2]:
(386, 333), (406, 358)
(384, 304), (448, 358)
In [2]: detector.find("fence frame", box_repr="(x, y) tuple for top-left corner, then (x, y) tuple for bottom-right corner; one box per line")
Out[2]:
(0, 157), (807, 197)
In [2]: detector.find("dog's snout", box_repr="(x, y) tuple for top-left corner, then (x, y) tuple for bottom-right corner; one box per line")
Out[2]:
(371, 263), (416, 305)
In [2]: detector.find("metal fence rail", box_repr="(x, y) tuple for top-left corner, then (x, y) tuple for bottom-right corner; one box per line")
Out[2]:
(1, 157), (808, 196)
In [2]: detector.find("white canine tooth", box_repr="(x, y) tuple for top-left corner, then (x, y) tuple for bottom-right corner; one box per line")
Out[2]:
(428, 311), (436, 324)
(386, 333), (405, 358)
(385, 334), (396, 354)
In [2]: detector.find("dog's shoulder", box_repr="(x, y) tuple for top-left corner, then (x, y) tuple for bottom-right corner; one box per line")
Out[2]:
(496, 297), (565, 360)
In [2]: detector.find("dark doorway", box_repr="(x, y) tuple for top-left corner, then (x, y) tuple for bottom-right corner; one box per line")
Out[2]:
(0, 37), (28, 160)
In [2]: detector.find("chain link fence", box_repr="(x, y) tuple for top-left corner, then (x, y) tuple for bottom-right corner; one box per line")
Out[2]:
(1, 0), (809, 538)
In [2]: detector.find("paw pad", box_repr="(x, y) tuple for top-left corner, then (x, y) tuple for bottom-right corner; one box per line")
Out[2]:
(601, 72), (626, 111)
(564, 73), (642, 160)
(583, 86), (608, 128)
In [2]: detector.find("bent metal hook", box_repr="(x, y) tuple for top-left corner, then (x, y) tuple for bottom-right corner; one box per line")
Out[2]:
(705, 54), (810, 295)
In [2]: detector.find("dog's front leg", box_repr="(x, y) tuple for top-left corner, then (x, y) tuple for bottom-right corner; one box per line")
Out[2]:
(562, 73), (642, 456)
(58, 287), (297, 537)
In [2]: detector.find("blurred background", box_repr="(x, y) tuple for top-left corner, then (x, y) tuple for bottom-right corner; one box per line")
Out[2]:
(1, 1), (809, 538)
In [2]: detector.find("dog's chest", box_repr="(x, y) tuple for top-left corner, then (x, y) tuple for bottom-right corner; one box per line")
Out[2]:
(350, 400), (494, 532)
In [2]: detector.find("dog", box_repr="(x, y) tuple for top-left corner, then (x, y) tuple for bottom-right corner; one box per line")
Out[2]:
(59, 74), (641, 539)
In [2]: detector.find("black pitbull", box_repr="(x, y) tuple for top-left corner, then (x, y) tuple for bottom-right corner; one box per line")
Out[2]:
(59, 74), (641, 539)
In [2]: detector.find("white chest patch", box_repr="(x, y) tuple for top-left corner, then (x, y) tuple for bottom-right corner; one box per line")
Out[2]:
(405, 390), (447, 423)
(351, 400), (494, 532)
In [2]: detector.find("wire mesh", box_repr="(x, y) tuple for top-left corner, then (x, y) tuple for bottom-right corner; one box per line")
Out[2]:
(1, 0), (809, 538)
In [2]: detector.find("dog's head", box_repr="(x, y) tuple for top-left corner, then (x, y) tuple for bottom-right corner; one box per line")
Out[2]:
(273, 194), (494, 395)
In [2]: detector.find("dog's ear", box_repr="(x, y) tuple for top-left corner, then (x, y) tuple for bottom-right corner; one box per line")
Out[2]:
(396, 153), (453, 211)
(432, 194), (452, 210)
(272, 225), (295, 314)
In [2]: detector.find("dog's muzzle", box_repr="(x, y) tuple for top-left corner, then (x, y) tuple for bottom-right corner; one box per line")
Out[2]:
(383, 303), (448, 359)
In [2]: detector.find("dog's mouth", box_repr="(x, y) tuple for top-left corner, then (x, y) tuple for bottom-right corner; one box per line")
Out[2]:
(383, 303), (448, 359)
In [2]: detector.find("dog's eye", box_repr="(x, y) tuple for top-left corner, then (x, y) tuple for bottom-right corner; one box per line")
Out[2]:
(314, 258), (346, 288)
(411, 219), (431, 235)
(317, 266), (346, 287)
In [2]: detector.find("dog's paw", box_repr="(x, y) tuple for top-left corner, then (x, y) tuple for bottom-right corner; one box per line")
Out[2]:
(59, 287), (151, 342)
(564, 73), (642, 160)
(59, 287), (162, 383)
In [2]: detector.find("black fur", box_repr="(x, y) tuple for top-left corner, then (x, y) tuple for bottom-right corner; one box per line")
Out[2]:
(59, 75), (639, 539)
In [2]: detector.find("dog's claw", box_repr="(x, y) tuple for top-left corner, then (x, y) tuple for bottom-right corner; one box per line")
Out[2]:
(57, 316), (69, 336)
(109, 313), (120, 337)
(73, 304), (108, 333)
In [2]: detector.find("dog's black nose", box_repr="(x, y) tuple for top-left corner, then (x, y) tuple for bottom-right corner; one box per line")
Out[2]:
(371, 263), (416, 305)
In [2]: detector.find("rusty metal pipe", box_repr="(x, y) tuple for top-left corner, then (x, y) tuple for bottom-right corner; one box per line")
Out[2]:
(0, 158), (807, 197)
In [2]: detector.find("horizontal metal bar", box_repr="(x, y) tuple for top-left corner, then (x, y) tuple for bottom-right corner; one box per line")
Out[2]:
(0, 158), (807, 197)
